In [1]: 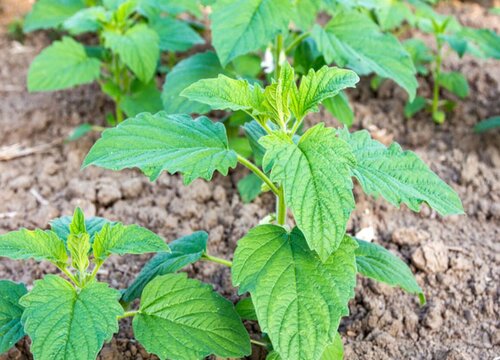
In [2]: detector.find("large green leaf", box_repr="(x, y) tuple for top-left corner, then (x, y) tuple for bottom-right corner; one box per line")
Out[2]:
(50, 216), (113, 244)
(24, 0), (85, 32)
(211, 0), (291, 66)
(354, 238), (425, 304)
(27, 37), (101, 92)
(0, 281), (27, 353)
(162, 52), (227, 114)
(93, 223), (168, 263)
(291, 65), (359, 120)
(84, 113), (237, 183)
(312, 9), (417, 100)
(133, 273), (251, 360)
(261, 124), (355, 260)
(19, 276), (123, 360)
(122, 231), (207, 302)
(103, 24), (159, 83)
(266, 333), (344, 360)
(339, 129), (464, 215)
(292, 0), (322, 31)
(0, 229), (67, 266)
(151, 17), (204, 52)
(232, 225), (357, 360)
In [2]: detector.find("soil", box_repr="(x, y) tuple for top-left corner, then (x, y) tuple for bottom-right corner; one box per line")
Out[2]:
(0, 1), (499, 359)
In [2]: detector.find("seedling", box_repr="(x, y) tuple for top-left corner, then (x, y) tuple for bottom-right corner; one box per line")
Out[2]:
(24, 0), (204, 128)
(0, 208), (250, 359)
(84, 61), (464, 359)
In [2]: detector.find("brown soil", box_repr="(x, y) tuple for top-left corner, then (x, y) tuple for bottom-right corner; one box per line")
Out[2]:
(0, 1), (499, 359)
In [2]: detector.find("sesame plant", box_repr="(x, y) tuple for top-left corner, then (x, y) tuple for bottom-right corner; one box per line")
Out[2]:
(24, 0), (204, 127)
(83, 61), (464, 359)
(0, 208), (251, 359)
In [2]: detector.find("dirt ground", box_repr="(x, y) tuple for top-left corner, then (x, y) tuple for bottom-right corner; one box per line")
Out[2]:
(0, 1), (499, 359)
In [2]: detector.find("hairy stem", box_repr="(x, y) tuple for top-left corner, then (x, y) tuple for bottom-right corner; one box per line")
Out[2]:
(117, 310), (138, 320)
(285, 31), (310, 54)
(276, 187), (287, 226)
(236, 154), (279, 195)
(275, 33), (284, 78)
(201, 253), (233, 267)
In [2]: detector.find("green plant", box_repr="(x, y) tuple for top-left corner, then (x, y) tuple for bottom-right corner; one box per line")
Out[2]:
(83, 61), (464, 359)
(24, 0), (204, 127)
(0, 208), (251, 359)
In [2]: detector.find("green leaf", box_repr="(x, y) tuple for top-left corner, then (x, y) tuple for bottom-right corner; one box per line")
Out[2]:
(103, 24), (159, 83)
(266, 333), (343, 360)
(403, 38), (432, 75)
(67, 233), (91, 272)
(27, 37), (101, 91)
(134, 273), (251, 360)
(355, 238), (425, 304)
(375, 1), (412, 31)
(312, 9), (417, 100)
(404, 96), (427, 118)
(0, 281), (27, 354)
(460, 28), (500, 59)
(63, 6), (109, 35)
(151, 17), (204, 52)
(291, 65), (359, 120)
(120, 80), (163, 117)
(323, 91), (354, 127)
(93, 223), (167, 263)
(122, 231), (207, 303)
(263, 62), (296, 126)
(50, 216), (113, 244)
(83, 113), (238, 184)
(19, 276), (123, 360)
(24, 0), (85, 32)
(211, 0), (291, 66)
(69, 207), (86, 235)
(235, 297), (257, 321)
(438, 71), (469, 99)
(232, 225), (357, 360)
(243, 120), (268, 165)
(237, 173), (263, 203)
(261, 124), (356, 260)
(162, 52), (227, 114)
(292, 0), (321, 31)
(474, 116), (500, 133)
(67, 123), (93, 142)
(182, 75), (265, 114)
(338, 129), (464, 215)
(0, 229), (68, 266)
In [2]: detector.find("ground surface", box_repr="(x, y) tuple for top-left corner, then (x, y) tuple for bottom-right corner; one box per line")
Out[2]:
(0, 1), (499, 359)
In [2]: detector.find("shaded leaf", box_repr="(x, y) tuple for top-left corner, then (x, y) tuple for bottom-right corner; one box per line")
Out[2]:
(0, 281), (27, 353)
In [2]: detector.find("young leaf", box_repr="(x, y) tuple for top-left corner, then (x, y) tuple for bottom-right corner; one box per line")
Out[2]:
(27, 37), (101, 92)
(151, 17), (204, 52)
(232, 225), (357, 360)
(120, 80), (163, 117)
(261, 124), (356, 260)
(338, 129), (464, 215)
(63, 6), (109, 35)
(291, 65), (359, 120)
(438, 71), (469, 99)
(50, 216), (113, 244)
(323, 91), (355, 127)
(263, 62), (296, 126)
(354, 238), (425, 305)
(211, 0), (291, 66)
(69, 207), (86, 235)
(92, 223), (168, 263)
(67, 233), (91, 273)
(83, 113), (238, 184)
(103, 24), (160, 83)
(121, 231), (208, 302)
(312, 9), (417, 100)
(235, 297), (257, 321)
(24, 0), (85, 32)
(404, 96), (427, 118)
(0, 229), (68, 266)
(162, 52), (227, 114)
(237, 173), (264, 203)
(19, 276), (123, 360)
(0, 281), (27, 353)
(133, 273), (251, 360)
(67, 123), (93, 142)
(403, 39), (432, 76)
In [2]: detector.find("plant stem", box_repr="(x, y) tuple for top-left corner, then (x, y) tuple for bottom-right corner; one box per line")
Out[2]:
(117, 310), (138, 320)
(431, 36), (443, 117)
(290, 117), (303, 136)
(250, 339), (268, 348)
(202, 253), (233, 267)
(115, 102), (124, 123)
(59, 266), (81, 287)
(276, 187), (286, 226)
(89, 262), (103, 280)
(285, 31), (310, 54)
(275, 33), (284, 78)
(236, 154), (279, 195)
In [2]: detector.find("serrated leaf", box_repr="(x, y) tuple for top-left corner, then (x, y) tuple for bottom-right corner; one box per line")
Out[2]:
(50, 216), (113, 244)
(122, 231), (207, 302)
(0, 281), (27, 354)
(69, 207), (86, 235)
(291, 66), (359, 120)
(232, 225), (357, 360)
(312, 9), (417, 100)
(235, 297), (257, 321)
(438, 71), (469, 99)
(339, 129), (464, 215)
(266, 333), (343, 360)
(68, 233), (91, 272)
(24, 0), (85, 32)
(162, 52), (227, 114)
(237, 173), (263, 203)
(354, 238), (425, 304)
(264, 62), (296, 126)
(27, 37), (101, 92)
(151, 17), (204, 52)
(211, 0), (291, 66)
(83, 113), (238, 183)
(0, 229), (67, 266)
(323, 91), (355, 127)
(19, 276), (123, 360)
(120, 80), (163, 117)
(63, 6), (109, 35)
(134, 273), (251, 360)
(93, 223), (168, 263)
(103, 24), (159, 83)
(261, 124), (355, 260)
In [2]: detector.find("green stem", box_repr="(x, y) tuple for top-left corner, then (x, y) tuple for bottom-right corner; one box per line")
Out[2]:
(91, 125), (106, 132)
(59, 266), (81, 287)
(285, 31), (310, 54)
(275, 33), (284, 78)
(117, 310), (138, 320)
(290, 116), (303, 136)
(236, 154), (279, 195)
(250, 339), (268, 348)
(202, 253), (233, 267)
(89, 261), (103, 280)
(276, 187), (286, 226)
(115, 103), (124, 123)
(432, 38), (443, 117)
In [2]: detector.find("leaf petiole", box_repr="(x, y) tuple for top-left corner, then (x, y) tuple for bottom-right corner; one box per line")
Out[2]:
(236, 154), (279, 196)
(117, 310), (138, 320)
(201, 253), (233, 267)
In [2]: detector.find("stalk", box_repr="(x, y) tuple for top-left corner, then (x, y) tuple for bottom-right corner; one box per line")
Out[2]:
(236, 154), (279, 195)
(201, 253), (233, 267)
(276, 187), (287, 226)
(285, 31), (310, 54)
(117, 310), (138, 320)
(431, 36), (444, 118)
(275, 34), (284, 78)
